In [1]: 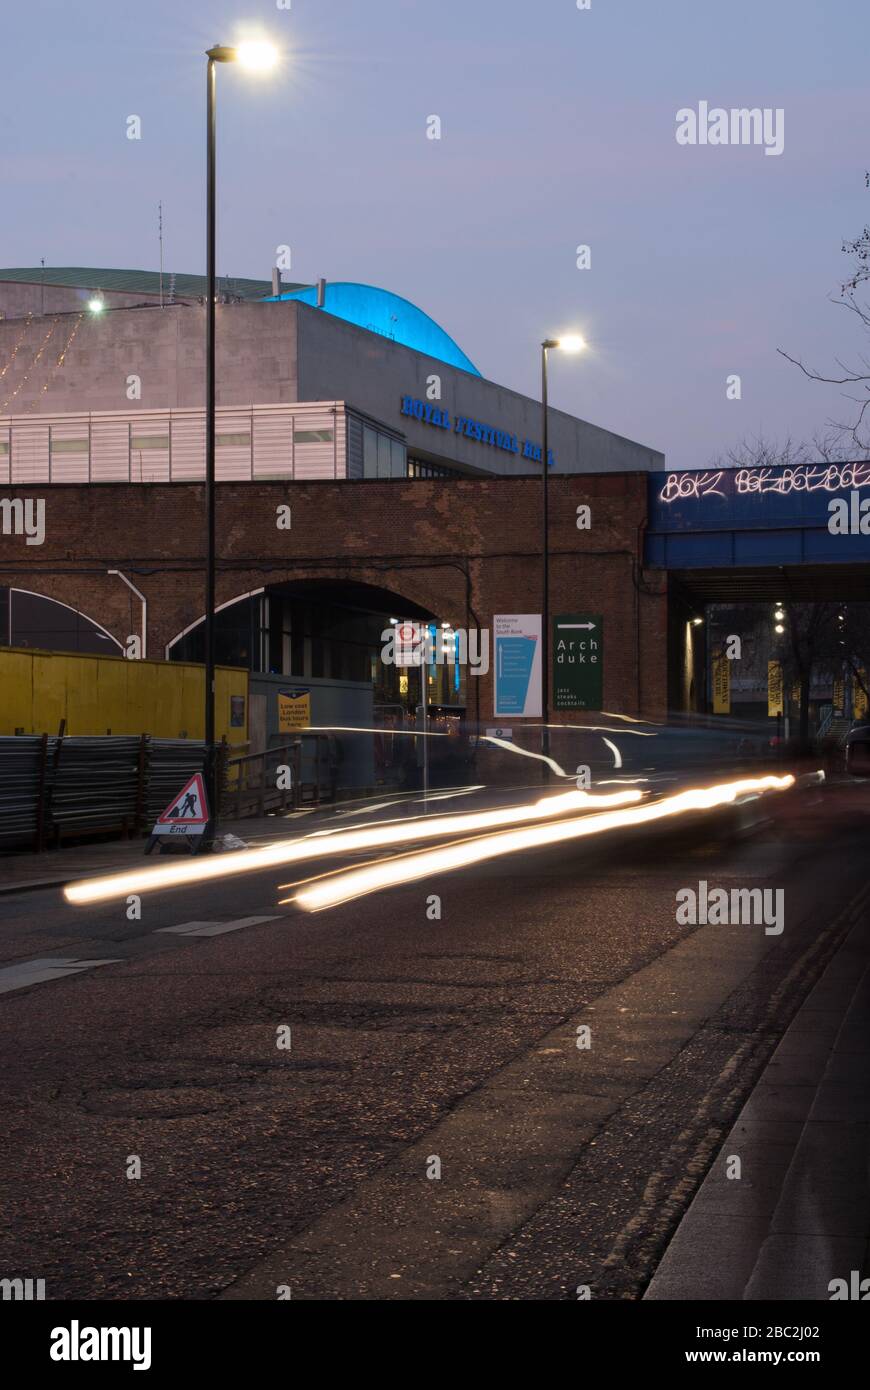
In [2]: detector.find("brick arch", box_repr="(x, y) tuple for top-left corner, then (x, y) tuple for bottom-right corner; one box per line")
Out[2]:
(2, 584), (124, 652)
(162, 566), (470, 656)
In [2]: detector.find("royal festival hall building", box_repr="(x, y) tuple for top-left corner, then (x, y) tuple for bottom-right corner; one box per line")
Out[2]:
(0, 268), (666, 761)
(0, 268), (663, 486)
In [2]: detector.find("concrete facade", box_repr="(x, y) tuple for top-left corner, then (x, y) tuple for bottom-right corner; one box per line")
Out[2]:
(0, 296), (663, 477)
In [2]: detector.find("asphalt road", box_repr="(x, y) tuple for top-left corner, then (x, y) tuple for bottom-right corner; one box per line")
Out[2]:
(0, 776), (867, 1300)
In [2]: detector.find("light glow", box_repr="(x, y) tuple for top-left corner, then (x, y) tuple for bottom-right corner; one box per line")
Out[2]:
(235, 39), (280, 71)
(293, 775), (795, 912)
(557, 334), (586, 353)
(64, 787), (643, 906)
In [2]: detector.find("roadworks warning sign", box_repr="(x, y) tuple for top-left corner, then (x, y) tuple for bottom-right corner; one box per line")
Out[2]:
(151, 772), (210, 837)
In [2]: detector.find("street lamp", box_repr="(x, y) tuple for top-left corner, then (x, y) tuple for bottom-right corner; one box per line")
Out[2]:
(540, 334), (586, 775)
(203, 37), (279, 847)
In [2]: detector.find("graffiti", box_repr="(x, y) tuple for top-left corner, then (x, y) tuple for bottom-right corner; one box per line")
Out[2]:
(659, 471), (725, 503)
(735, 462), (870, 496)
(659, 462), (870, 505)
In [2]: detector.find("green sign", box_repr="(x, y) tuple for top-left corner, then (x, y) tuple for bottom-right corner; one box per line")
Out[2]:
(553, 614), (603, 710)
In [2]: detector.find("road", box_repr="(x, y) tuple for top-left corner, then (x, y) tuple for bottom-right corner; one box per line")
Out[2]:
(0, 775), (867, 1300)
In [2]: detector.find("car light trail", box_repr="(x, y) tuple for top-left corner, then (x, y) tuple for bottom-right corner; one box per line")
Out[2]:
(292, 774), (795, 912)
(480, 735), (570, 778)
(63, 787), (643, 905)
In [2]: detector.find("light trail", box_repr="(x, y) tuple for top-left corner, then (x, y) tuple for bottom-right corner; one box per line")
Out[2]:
(293, 774), (795, 912)
(602, 737), (623, 768)
(63, 787), (643, 906)
(480, 735), (569, 778)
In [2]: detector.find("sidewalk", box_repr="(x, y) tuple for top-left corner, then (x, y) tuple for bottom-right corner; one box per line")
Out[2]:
(0, 812), (317, 894)
(645, 901), (870, 1301)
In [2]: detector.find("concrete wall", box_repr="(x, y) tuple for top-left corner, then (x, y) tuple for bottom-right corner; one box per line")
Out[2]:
(0, 301), (298, 414)
(0, 297), (663, 475)
(0, 282), (179, 319)
(296, 302), (665, 476)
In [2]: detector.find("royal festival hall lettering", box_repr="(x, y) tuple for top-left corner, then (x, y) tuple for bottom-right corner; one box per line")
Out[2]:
(400, 395), (555, 466)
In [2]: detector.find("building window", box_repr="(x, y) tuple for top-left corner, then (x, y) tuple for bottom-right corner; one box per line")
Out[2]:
(131, 435), (170, 451)
(362, 424), (406, 479)
(216, 432), (251, 447)
(295, 428), (334, 444)
(49, 437), (89, 453)
(407, 456), (457, 479)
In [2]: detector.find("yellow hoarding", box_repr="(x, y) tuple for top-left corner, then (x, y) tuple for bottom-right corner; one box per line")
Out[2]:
(0, 647), (247, 745)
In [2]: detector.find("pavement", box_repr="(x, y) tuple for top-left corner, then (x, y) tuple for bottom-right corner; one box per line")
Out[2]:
(645, 895), (870, 1301)
(0, 775), (868, 1300)
(0, 812), (318, 894)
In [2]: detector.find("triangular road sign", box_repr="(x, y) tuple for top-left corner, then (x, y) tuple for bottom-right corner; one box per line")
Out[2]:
(152, 772), (210, 834)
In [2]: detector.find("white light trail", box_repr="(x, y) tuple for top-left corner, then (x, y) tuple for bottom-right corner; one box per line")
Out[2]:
(480, 735), (569, 778)
(293, 775), (795, 912)
(602, 737), (623, 769)
(63, 787), (643, 906)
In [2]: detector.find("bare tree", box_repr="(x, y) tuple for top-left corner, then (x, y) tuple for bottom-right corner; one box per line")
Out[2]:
(778, 175), (870, 452)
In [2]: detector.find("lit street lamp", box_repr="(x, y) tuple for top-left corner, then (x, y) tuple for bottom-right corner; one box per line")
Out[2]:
(540, 334), (585, 775)
(203, 37), (279, 847)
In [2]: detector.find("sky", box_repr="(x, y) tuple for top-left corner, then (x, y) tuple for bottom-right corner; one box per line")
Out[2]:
(3, 0), (870, 469)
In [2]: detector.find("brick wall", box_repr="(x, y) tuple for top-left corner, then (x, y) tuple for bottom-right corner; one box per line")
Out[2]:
(0, 473), (668, 721)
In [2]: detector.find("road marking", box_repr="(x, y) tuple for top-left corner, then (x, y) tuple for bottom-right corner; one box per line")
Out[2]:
(156, 915), (281, 938)
(0, 957), (122, 995)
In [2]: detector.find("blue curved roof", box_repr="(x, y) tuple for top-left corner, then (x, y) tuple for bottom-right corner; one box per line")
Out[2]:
(263, 281), (480, 376)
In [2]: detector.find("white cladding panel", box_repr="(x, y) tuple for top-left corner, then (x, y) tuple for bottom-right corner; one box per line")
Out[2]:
(11, 425), (49, 484)
(92, 419), (131, 481)
(0, 404), (351, 482)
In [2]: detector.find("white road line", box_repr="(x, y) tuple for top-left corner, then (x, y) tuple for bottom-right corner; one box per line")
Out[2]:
(0, 957), (122, 996)
(155, 915), (282, 938)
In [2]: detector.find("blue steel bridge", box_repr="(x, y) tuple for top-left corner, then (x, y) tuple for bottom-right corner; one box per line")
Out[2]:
(646, 461), (870, 601)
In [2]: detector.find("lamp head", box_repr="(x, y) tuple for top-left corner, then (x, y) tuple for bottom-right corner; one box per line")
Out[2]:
(207, 40), (280, 70)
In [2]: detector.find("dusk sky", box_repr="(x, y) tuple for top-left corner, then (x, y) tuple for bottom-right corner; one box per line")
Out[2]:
(4, 0), (869, 468)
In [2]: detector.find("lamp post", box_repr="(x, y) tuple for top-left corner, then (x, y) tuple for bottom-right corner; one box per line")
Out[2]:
(203, 38), (279, 846)
(539, 334), (585, 776)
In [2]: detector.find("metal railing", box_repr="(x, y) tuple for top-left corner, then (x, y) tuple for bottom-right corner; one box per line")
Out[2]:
(224, 735), (335, 817)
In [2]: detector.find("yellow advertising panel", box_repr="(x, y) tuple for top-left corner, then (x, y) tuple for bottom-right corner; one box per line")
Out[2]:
(278, 688), (311, 734)
(712, 650), (730, 715)
(768, 660), (784, 717)
(832, 676), (845, 716)
(854, 673), (869, 721)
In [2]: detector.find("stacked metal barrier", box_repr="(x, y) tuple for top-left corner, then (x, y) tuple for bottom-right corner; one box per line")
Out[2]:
(0, 736), (220, 850)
